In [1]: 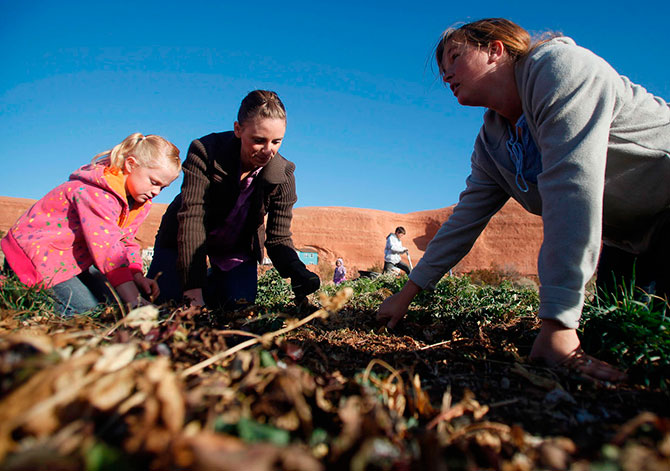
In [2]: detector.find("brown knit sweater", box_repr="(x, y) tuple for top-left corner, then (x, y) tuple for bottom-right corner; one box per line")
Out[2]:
(154, 131), (310, 291)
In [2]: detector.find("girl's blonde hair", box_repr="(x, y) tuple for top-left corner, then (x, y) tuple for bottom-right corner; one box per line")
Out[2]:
(92, 133), (181, 172)
(435, 18), (555, 81)
(237, 90), (287, 126)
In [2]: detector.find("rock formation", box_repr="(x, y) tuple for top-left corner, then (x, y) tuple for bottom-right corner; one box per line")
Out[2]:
(0, 197), (542, 278)
(290, 201), (542, 276)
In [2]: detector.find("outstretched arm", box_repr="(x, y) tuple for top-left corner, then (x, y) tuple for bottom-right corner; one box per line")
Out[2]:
(378, 144), (509, 329)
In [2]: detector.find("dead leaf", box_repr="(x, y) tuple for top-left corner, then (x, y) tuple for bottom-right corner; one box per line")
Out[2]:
(93, 343), (138, 373)
(156, 369), (185, 433)
(88, 368), (136, 410)
(511, 363), (563, 391)
(2, 332), (54, 354)
(124, 305), (160, 335)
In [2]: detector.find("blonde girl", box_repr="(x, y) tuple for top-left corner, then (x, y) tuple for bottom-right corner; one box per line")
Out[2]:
(2, 133), (181, 314)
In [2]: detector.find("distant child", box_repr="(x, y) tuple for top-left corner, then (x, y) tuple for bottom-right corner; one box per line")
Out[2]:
(1, 133), (181, 315)
(333, 258), (346, 284)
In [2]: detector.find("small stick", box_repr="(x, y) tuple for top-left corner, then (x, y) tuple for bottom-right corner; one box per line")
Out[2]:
(181, 307), (328, 377)
(420, 339), (452, 350)
(149, 271), (162, 303)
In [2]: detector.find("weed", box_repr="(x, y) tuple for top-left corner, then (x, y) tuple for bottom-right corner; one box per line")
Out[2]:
(0, 272), (57, 315)
(465, 264), (538, 291)
(409, 275), (539, 337)
(582, 284), (670, 390)
(316, 260), (334, 284)
(255, 268), (293, 312)
(320, 272), (406, 311)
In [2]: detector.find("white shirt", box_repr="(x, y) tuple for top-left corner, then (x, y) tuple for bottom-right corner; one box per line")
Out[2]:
(384, 233), (406, 264)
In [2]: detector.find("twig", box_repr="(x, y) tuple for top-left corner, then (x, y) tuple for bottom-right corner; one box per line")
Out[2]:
(215, 330), (262, 338)
(362, 358), (404, 389)
(105, 280), (126, 323)
(487, 398), (520, 408)
(181, 308), (328, 377)
(150, 271), (162, 303)
(419, 339), (452, 350)
(102, 316), (129, 339)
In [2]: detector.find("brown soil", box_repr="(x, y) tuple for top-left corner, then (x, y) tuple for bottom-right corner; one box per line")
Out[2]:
(2, 293), (667, 470)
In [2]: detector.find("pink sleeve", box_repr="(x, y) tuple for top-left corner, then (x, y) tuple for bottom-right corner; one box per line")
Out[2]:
(120, 201), (152, 270)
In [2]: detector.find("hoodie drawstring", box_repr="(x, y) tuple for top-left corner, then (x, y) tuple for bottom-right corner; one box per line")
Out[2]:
(506, 123), (530, 193)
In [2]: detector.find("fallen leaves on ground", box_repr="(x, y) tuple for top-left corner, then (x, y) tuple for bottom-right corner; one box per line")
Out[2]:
(0, 287), (669, 470)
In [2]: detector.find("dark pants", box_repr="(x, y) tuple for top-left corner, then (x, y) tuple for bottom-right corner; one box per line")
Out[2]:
(383, 261), (411, 275)
(147, 246), (258, 309)
(596, 211), (670, 301)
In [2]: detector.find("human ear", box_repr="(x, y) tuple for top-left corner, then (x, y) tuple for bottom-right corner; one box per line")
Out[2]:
(233, 121), (242, 138)
(123, 156), (138, 174)
(488, 40), (506, 63)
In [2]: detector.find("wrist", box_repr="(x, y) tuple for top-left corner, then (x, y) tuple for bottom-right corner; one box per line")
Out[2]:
(397, 280), (421, 305)
(540, 318), (573, 333)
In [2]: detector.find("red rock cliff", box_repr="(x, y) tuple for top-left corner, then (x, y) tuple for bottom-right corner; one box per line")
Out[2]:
(0, 197), (542, 277)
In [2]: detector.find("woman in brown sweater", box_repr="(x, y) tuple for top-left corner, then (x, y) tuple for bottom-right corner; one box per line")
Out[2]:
(148, 90), (320, 309)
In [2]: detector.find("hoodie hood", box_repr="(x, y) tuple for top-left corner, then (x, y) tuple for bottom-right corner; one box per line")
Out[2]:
(69, 163), (149, 228)
(70, 164), (126, 201)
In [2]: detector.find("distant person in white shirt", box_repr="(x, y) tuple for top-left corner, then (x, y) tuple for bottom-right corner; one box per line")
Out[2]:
(383, 226), (411, 275)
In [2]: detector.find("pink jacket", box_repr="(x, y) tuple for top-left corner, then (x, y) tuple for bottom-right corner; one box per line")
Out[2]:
(1, 164), (151, 288)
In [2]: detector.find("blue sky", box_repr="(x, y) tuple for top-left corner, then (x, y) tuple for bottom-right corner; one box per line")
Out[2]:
(1, 0), (668, 213)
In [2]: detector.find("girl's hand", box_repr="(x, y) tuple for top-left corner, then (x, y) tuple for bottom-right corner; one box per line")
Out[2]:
(115, 280), (153, 309)
(133, 272), (160, 301)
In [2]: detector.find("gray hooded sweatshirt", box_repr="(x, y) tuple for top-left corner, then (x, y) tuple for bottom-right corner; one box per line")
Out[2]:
(410, 37), (670, 329)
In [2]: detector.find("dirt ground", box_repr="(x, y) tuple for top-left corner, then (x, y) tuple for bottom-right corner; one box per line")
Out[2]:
(1, 295), (669, 470)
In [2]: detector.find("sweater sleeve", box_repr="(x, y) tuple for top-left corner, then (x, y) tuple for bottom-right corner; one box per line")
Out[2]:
(520, 41), (617, 328)
(410, 145), (510, 290)
(265, 161), (304, 276)
(177, 139), (211, 290)
(70, 186), (142, 287)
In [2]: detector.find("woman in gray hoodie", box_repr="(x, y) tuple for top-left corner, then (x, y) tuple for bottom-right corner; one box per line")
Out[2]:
(378, 18), (669, 382)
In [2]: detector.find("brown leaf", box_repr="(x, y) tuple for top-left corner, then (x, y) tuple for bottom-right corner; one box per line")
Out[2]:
(124, 305), (160, 335)
(93, 343), (138, 373)
(156, 369), (185, 433)
(175, 432), (323, 471)
(145, 355), (170, 384)
(511, 363), (563, 391)
(88, 368), (136, 410)
(2, 332), (54, 354)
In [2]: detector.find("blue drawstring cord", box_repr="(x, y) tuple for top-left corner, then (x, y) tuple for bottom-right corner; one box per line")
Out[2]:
(506, 123), (530, 193)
